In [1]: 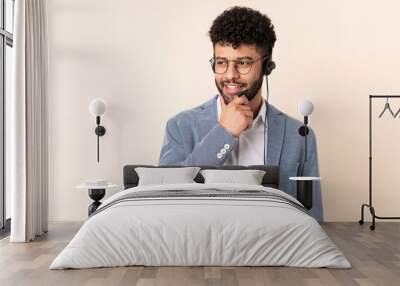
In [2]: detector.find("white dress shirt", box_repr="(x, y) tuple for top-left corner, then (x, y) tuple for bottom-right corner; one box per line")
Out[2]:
(217, 95), (268, 166)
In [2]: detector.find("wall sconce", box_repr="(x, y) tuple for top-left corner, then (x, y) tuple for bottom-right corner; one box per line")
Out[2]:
(89, 98), (107, 162)
(298, 99), (314, 163)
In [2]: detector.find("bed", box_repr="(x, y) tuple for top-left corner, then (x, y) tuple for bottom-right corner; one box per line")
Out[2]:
(49, 165), (351, 269)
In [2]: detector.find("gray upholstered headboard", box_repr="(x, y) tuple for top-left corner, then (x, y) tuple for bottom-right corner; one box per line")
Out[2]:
(123, 165), (279, 189)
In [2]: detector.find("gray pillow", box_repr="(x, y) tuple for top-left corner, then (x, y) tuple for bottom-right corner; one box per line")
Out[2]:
(200, 169), (266, 185)
(135, 167), (201, 186)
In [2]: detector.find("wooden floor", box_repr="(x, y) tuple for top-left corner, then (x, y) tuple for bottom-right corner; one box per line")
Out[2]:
(0, 222), (399, 286)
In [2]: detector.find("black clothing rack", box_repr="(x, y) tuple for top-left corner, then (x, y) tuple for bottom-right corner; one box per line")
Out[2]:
(359, 95), (400, 230)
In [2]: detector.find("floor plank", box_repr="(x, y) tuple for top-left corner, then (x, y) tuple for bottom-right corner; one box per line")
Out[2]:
(0, 222), (399, 286)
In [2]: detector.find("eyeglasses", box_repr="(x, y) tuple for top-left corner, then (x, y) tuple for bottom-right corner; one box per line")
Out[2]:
(209, 56), (267, 75)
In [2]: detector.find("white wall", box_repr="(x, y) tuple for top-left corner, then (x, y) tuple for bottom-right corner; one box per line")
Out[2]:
(47, 0), (400, 221)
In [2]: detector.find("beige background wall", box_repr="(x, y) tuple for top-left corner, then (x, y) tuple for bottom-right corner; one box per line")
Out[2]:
(47, 0), (400, 221)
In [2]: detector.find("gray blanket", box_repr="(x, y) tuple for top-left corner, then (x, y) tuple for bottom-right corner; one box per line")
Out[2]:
(91, 189), (309, 217)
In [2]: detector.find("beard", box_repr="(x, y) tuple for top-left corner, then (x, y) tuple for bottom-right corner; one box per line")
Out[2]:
(215, 73), (264, 105)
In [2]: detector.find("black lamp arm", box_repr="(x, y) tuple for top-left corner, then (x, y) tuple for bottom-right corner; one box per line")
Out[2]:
(94, 116), (106, 162)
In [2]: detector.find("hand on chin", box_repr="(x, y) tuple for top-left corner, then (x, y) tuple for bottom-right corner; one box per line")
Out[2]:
(222, 91), (241, 104)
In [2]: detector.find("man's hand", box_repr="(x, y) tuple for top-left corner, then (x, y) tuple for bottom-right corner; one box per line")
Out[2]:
(219, 95), (253, 138)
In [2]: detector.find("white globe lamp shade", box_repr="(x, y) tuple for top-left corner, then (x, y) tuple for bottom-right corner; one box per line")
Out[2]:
(298, 100), (314, 116)
(89, 98), (107, 117)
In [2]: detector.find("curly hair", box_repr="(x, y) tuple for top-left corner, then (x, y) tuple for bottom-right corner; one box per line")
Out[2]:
(209, 6), (276, 56)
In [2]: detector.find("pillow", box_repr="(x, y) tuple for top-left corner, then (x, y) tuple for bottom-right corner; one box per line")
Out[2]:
(200, 169), (266, 185)
(135, 167), (201, 186)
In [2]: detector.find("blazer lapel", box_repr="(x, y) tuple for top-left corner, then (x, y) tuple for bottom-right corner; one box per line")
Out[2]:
(266, 102), (285, 166)
(196, 95), (219, 137)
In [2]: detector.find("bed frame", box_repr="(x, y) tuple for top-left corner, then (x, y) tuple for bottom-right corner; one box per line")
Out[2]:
(123, 165), (279, 190)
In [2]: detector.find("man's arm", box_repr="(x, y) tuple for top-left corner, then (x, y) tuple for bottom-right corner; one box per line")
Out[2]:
(159, 117), (238, 166)
(302, 128), (324, 222)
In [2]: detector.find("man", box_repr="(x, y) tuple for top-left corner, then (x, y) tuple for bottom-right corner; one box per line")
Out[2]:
(159, 7), (323, 222)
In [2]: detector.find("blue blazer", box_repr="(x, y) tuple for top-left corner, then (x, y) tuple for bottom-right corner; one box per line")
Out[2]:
(159, 95), (323, 222)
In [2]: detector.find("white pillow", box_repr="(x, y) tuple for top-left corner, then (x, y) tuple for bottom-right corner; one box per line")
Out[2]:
(200, 169), (266, 185)
(135, 167), (201, 186)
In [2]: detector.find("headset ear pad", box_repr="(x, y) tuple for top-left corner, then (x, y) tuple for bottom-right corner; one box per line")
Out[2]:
(210, 58), (215, 73)
(263, 59), (276, 76)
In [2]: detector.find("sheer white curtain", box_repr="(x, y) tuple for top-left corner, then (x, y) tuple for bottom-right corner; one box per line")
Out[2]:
(9, 0), (48, 242)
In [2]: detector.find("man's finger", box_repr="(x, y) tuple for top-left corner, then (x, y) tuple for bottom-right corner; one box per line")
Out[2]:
(224, 95), (238, 107)
(236, 105), (252, 112)
(232, 95), (239, 102)
(241, 95), (250, 105)
(242, 110), (254, 118)
(233, 95), (249, 105)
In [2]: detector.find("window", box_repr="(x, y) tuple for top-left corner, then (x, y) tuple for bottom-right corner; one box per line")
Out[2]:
(0, 0), (14, 236)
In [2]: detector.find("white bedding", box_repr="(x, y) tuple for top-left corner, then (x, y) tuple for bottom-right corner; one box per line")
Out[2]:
(50, 183), (351, 269)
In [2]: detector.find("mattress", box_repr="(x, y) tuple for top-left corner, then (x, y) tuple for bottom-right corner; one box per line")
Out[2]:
(50, 183), (351, 269)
